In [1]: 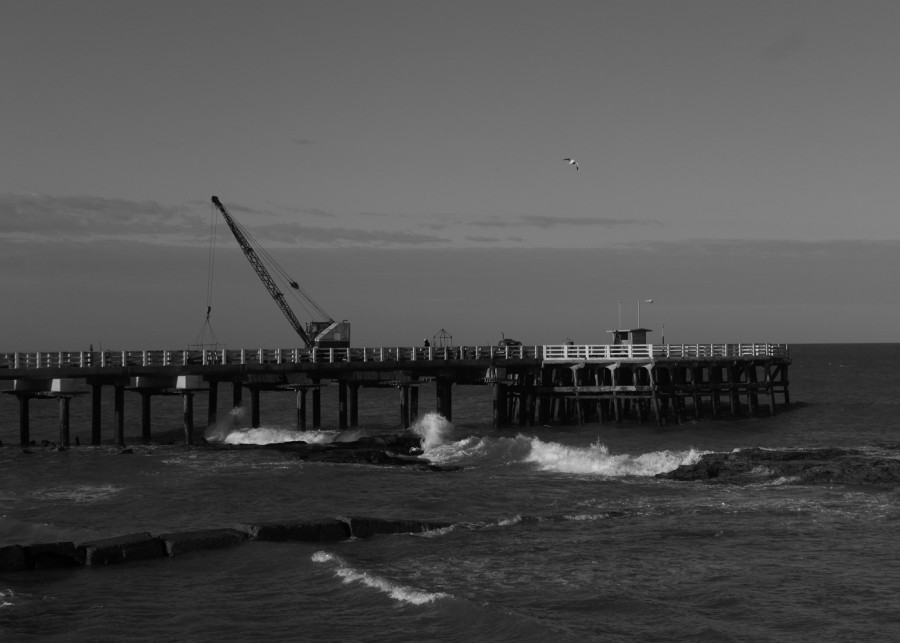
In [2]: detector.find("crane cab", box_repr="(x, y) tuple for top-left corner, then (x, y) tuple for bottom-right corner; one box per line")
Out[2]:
(308, 320), (351, 348)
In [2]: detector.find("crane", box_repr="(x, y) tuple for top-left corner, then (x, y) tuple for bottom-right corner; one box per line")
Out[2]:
(210, 195), (350, 349)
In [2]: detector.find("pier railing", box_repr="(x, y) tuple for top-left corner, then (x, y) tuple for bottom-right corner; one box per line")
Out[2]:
(541, 343), (790, 361)
(0, 343), (789, 371)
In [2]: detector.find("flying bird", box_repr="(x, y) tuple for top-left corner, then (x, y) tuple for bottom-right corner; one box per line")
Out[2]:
(563, 158), (579, 171)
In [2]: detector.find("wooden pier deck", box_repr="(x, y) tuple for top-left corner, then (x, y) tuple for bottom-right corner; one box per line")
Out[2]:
(0, 343), (791, 446)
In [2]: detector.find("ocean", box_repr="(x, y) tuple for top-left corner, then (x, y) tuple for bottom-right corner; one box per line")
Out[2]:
(2, 343), (899, 642)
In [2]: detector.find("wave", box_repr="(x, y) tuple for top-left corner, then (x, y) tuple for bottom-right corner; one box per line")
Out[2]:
(35, 484), (123, 503)
(205, 407), (703, 478)
(203, 407), (343, 445)
(311, 551), (450, 605)
(420, 419), (704, 477)
(524, 438), (706, 476)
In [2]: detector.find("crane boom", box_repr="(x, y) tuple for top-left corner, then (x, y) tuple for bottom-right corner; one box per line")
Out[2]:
(211, 195), (315, 347)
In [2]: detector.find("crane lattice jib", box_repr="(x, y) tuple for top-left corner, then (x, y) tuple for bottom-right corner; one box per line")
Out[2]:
(211, 196), (313, 348)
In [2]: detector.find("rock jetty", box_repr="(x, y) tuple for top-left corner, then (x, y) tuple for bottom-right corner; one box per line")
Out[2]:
(658, 447), (900, 486)
(0, 516), (453, 574)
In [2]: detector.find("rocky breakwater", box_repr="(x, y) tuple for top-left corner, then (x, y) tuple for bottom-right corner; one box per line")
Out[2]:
(0, 517), (454, 573)
(215, 432), (460, 471)
(658, 447), (900, 486)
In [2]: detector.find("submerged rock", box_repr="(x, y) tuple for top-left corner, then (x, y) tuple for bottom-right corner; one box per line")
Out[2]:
(658, 447), (900, 486)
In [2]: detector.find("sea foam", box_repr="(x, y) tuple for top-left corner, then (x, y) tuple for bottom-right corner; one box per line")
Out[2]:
(312, 551), (449, 605)
(523, 438), (705, 476)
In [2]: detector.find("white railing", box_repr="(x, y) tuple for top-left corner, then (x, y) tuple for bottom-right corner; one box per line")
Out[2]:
(542, 343), (789, 361)
(0, 343), (788, 370)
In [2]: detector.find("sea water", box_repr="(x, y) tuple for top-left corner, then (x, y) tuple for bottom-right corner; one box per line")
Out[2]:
(2, 344), (900, 641)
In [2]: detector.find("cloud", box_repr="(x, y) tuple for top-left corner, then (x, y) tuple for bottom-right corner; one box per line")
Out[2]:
(243, 223), (449, 247)
(0, 193), (205, 243)
(292, 138), (315, 146)
(470, 215), (662, 229)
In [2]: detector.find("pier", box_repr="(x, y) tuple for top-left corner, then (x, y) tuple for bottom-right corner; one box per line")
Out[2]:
(0, 343), (790, 446)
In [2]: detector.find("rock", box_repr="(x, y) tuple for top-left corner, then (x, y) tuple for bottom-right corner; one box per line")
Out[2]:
(658, 447), (900, 486)
(209, 433), (454, 469)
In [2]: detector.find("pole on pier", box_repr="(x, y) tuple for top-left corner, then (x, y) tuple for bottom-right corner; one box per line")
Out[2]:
(90, 382), (102, 445)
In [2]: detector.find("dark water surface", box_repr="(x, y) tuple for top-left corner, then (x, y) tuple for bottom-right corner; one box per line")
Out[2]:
(2, 344), (900, 641)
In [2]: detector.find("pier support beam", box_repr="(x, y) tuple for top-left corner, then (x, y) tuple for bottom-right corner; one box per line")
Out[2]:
(312, 385), (321, 428)
(140, 391), (152, 442)
(207, 381), (218, 427)
(91, 382), (102, 445)
(249, 387), (261, 429)
(338, 380), (348, 429)
(400, 385), (410, 429)
(183, 392), (194, 445)
(232, 382), (242, 410)
(492, 382), (506, 428)
(296, 388), (308, 431)
(436, 378), (452, 421)
(349, 383), (359, 427)
(58, 395), (71, 447)
(18, 394), (31, 447)
(114, 385), (125, 446)
(410, 385), (419, 424)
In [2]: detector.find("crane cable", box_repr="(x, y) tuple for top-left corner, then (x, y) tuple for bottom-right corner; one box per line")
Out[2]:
(193, 202), (222, 348)
(227, 211), (334, 323)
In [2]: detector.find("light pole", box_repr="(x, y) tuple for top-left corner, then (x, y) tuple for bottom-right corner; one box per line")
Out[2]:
(618, 300), (622, 329)
(637, 299), (653, 327)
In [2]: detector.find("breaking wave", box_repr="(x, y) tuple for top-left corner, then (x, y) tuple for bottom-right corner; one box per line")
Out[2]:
(419, 416), (704, 477)
(312, 551), (450, 605)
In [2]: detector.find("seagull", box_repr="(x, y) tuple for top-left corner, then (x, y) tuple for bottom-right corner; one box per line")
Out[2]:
(563, 158), (579, 171)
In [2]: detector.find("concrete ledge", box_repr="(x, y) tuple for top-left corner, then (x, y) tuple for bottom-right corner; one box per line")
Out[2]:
(26, 541), (83, 569)
(236, 519), (351, 542)
(0, 545), (27, 572)
(158, 528), (248, 556)
(0, 516), (460, 573)
(78, 532), (167, 566)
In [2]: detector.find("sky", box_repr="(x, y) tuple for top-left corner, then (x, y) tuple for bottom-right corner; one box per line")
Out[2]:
(2, 0), (899, 351)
